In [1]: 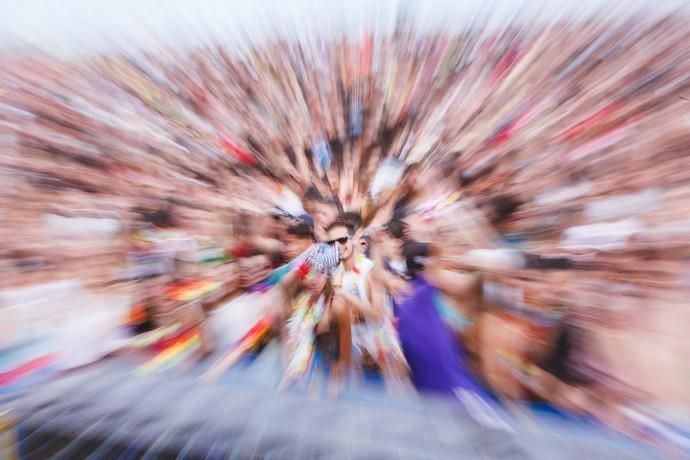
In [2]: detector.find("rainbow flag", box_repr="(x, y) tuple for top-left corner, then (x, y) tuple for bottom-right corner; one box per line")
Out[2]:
(136, 327), (201, 375)
(236, 314), (274, 351)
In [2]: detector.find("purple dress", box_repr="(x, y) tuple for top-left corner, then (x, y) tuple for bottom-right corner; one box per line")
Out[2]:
(392, 276), (485, 397)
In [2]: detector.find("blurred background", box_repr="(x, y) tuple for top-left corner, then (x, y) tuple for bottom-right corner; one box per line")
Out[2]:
(1, 0), (689, 458)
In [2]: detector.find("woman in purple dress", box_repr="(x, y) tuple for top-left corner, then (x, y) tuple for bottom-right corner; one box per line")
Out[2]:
(373, 222), (485, 396)
(392, 240), (486, 396)
(376, 234), (515, 431)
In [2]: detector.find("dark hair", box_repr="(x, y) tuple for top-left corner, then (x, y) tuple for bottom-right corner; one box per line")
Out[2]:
(143, 209), (174, 228)
(342, 211), (363, 231)
(304, 186), (324, 204)
(458, 172), (471, 187)
(403, 240), (431, 278)
(325, 217), (355, 236)
(489, 195), (521, 224)
(284, 146), (296, 164)
(403, 162), (419, 176)
(392, 197), (410, 220)
(385, 219), (408, 240)
(287, 222), (316, 241)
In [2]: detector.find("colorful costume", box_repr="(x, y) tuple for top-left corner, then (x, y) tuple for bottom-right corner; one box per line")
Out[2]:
(205, 243), (340, 379)
(282, 292), (328, 385)
(332, 254), (406, 370)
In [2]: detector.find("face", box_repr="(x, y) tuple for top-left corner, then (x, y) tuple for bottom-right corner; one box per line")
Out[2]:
(265, 214), (283, 235)
(356, 237), (369, 256)
(314, 203), (338, 229)
(304, 271), (328, 296)
(379, 231), (402, 259)
(284, 235), (312, 260)
(327, 225), (353, 260)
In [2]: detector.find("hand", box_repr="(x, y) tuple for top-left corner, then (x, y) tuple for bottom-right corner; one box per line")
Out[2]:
(333, 288), (350, 304)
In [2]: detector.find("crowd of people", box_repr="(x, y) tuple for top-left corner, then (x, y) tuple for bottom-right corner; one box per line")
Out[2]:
(1, 8), (690, 454)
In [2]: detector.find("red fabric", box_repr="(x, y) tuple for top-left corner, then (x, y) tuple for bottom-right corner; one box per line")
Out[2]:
(152, 326), (199, 352)
(488, 121), (517, 148)
(231, 243), (253, 258)
(238, 314), (273, 349)
(192, 87), (208, 106)
(166, 278), (210, 300)
(489, 48), (519, 86)
(559, 101), (621, 141)
(128, 304), (149, 324)
(0, 354), (56, 386)
(220, 137), (254, 165)
(297, 262), (312, 280)
(476, 170), (514, 194)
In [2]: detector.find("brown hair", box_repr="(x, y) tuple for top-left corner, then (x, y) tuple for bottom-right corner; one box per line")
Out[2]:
(324, 217), (355, 236)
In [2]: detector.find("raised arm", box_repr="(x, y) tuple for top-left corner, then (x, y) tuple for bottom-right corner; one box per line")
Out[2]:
(364, 269), (388, 322)
(425, 268), (482, 314)
(334, 278), (382, 322)
(249, 235), (285, 254)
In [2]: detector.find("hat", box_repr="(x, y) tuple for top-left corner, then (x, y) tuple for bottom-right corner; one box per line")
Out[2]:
(298, 214), (315, 227)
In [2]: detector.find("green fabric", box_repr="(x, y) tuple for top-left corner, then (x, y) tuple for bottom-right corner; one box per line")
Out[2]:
(268, 263), (292, 286)
(199, 255), (233, 265)
(433, 292), (472, 331)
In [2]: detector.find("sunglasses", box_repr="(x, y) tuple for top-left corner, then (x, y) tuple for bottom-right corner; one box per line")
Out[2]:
(327, 236), (349, 245)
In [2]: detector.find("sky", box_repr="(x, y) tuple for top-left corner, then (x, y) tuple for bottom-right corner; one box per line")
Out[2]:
(0, 0), (687, 58)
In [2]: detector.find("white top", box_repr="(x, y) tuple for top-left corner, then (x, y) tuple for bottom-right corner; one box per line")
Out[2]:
(338, 256), (378, 357)
(340, 256), (374, 304)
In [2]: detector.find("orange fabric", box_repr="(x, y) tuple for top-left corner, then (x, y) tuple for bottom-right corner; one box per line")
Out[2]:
(128, 304), (148, 324)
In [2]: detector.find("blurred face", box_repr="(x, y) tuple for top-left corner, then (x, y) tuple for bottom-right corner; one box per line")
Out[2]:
(327, 225), (353, 260)
(265, 214), (283, 235)
(403, 167), (422, 191)
(356, 236), (369, 256)
(304, 271), (328, 296)
(314, 202), (338, 229)
(284, 235), (312, 260)
(380, 231), (402, 259)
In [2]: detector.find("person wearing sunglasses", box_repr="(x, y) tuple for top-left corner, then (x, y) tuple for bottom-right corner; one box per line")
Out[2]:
(325, 218), (407, 391)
